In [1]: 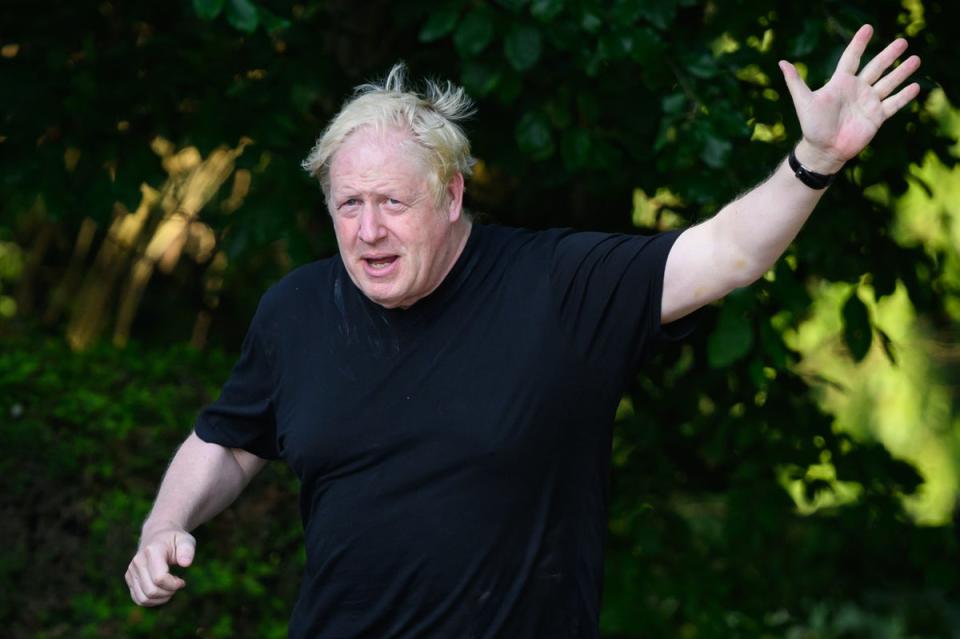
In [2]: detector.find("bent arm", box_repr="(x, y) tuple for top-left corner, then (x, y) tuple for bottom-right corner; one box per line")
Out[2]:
(660, 25), (920, 324)
(140, 430), (268, 537)
(661, 140), (831, 324)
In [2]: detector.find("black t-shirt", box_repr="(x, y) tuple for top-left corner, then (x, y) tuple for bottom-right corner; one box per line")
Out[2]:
(195, 223), (691, 639)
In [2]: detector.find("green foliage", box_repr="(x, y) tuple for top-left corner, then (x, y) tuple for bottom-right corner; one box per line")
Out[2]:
(504, 24), (542, 71)
(0, 328), (302, 638)
(193, 0), (226, 21)
(3, 0), (960, 636)
(225, 0), (260, 34)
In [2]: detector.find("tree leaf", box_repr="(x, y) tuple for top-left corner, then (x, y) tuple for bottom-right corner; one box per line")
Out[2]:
(530, 0), (563, 21)
(790, 19), (821, 58)
(842, 290), (873, 362)
(226, 0), (259, 33)
(461, 61), (501, 97)
(515, 111), (554, 159)
(258, 7), (291, 32)
(193, 0), (225, 21)
(707, 303), (753, 368)
(687, 53), (719, 79)
(701, 136), (731, 168)
(454, 11), (494, 57)
(759, 320), (788, 369)
(661, 93), (686, 115)
(637, 0), (678, 30)
(419, 5), (461, 42)
(504, 25), (542, 71)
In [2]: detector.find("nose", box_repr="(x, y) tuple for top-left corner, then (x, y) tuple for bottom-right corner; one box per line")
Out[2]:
(357, 201), (387, 245)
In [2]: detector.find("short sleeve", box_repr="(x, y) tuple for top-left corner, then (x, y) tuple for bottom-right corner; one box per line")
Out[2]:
(550, 228), (698, 381)
(194, 305), (281, 461)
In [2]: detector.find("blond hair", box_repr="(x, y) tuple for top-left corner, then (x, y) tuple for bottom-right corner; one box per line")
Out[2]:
(302, 63), (476, 208)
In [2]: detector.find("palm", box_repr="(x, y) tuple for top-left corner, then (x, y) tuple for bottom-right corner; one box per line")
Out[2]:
(780, 25), (921, 166)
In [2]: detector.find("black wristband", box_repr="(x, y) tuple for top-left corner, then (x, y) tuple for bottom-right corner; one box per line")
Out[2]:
(788, 147), (838, 190)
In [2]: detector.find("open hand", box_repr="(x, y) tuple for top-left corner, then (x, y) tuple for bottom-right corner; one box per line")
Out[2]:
(779, 24), (921, 173)
(125, 526), (196, 607)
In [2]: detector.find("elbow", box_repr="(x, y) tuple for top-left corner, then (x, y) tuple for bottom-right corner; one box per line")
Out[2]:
(728, 258), (766, 290)
(708, 215), (767, 291)
(230, 447), (268, 483)
(718, 244), (767, 292)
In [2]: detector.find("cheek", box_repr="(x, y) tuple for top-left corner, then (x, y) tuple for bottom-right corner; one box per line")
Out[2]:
(333, 218), (356, 245)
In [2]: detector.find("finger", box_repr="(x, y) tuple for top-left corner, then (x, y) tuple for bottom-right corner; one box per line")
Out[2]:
(131, 573), (170, 607)
(173, 532), (196, 568)
(125, 567), (137, 602)
(874, 55), (921, 99)
(882, 82), (921, 119)
(134, 552), (177, 600)
(778, 60), (812, 109)
(146, 545), (186, 591)
(130, 578), (146, 605)
(834, 24), (873, 76)
(859, 37), (909, 85)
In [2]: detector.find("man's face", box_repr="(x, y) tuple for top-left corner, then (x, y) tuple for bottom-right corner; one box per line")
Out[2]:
(328, 126), (464, 309)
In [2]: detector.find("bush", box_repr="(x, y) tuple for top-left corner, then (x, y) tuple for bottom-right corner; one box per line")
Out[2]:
(1, 326), (302, 639)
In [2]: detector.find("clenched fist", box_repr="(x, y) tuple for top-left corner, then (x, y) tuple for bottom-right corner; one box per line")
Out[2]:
(125, 526), (196, 606)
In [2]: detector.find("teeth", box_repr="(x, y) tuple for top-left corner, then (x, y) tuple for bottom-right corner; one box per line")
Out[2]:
(368, 258), (393, 269)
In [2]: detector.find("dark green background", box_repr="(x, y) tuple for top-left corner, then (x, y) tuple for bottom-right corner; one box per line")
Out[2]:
(2, 1), (959, 637)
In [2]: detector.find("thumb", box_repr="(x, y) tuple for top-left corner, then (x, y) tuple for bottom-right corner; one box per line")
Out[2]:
(173, 533), (196, 568)
(778, 60), (811, 110)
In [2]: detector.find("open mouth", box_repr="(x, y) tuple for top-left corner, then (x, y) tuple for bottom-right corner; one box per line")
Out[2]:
(362, 255), (399, 276)
(366, 256), (396, 268)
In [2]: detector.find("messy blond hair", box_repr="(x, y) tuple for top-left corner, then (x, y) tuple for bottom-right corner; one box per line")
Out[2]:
(302, 63), (476, 209)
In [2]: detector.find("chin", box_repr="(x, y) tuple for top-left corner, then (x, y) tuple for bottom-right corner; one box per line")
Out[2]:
(360, 285), (405, 309)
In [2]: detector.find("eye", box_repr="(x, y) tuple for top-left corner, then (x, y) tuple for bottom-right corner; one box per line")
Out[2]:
(383, 197), (407, 212)
(335, 197), (361, 217)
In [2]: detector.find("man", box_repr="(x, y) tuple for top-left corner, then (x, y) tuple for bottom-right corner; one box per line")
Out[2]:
(125, 25), (920, 638)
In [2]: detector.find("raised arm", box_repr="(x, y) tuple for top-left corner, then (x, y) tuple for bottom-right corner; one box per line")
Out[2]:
(125, 431), (268, 607)
(661, 24), (921, 324)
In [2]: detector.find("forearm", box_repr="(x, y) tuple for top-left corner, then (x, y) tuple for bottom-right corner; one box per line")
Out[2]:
(662, 27), (918, 324)
(710, 140), (842, 286)
(140, 431), (252, 538)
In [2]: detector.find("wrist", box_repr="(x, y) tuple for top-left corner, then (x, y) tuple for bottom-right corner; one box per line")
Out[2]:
(141, 519), (185, 540)
(795, 139), (846, 175)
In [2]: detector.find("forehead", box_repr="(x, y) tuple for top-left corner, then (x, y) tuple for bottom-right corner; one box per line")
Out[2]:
(329, 126), (427, 191)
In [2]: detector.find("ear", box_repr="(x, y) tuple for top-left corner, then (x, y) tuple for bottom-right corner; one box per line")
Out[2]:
(444, 172), (465, 222)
